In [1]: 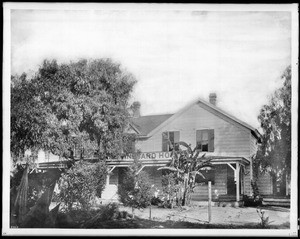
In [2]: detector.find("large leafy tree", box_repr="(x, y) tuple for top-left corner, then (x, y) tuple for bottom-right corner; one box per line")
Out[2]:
(11, 58), (137, 162)
(256, 65), (291, 195)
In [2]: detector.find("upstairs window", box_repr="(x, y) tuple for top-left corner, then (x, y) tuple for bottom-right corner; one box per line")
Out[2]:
(162, 131), (180, 152)
(196, 129), (214, 152)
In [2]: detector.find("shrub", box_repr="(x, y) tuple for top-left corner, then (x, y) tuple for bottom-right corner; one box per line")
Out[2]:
(118, 167), (153, 210)
(243, 180), (263, 207)
(243, 195), (263, 207)
(161, 172), (181, 207)
(56, 161), (107, 211)
(256, 208), (272, 228)
(82, 203), (120, 228)
(151, 196), (163, 206)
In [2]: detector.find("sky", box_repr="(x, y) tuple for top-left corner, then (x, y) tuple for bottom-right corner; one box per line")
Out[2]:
(9, 4), (294, 129)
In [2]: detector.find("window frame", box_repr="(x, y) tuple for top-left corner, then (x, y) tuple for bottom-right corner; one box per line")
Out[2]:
(196, 129), (215, 152)
(162, 131), (180, 152)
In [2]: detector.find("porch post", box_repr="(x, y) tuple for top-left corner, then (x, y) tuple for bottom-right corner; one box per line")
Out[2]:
(242, 165), (245, 195)
(106, 174), (110, 186)
(236, 162), (240, 202)
(106, 166), (116, 186)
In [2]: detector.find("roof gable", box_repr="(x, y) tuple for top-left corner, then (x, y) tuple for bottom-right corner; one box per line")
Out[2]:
(130, 97), (261, 142)
(129, 114), (173, 136)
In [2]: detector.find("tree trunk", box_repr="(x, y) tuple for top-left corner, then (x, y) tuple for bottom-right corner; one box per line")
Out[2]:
(14, 166), (29, 226)
(182, 173), (189, 206)
(20, 185), (55, 228)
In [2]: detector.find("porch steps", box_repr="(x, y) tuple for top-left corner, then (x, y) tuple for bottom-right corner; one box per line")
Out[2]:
(217, 194), (243, 202)
(262, 198), (290, 207)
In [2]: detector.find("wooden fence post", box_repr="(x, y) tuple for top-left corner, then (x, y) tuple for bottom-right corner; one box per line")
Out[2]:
(208, 181), (212, 223)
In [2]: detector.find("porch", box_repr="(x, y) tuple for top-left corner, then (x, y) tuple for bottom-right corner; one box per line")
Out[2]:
(104, 156), (251, 205)
(190, 158), (251, 204)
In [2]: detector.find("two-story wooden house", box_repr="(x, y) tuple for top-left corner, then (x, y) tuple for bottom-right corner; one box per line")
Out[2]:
(103, 93), (262, 204)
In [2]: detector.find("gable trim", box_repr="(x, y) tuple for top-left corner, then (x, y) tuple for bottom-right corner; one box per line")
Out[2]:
(197, 102), (251, 135)
(145, 97), (261, 142)
(128, 123), (141, 134)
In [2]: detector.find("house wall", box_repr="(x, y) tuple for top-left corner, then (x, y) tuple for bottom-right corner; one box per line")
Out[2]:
(136, 104), (252, 159)
(244, 164), (252, 195)
(134, 104), (258, 198)
(191, 165), (227, 200)
(257, 172), (273, 195)
(250, 135), (258, 157)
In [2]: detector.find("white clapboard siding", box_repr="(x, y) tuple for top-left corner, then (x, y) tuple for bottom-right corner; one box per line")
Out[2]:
(243, 164), (251, 195)
(257, 172), (273, 195)
(137, 103), (251, 158)
(191, 165), (227, 201)
(250, 135), (258, 157)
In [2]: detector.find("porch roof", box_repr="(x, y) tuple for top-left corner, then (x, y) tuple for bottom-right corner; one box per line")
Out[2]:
(105, 156), (250, 168)
(34, 155), (249, 171)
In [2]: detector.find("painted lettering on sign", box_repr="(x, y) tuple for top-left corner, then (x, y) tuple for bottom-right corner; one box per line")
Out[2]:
(124, 152), (172, 160)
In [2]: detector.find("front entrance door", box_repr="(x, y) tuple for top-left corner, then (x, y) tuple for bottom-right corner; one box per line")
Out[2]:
(227, 164), (236, 195)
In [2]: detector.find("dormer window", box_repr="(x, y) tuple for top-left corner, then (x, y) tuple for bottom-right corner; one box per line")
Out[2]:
(196, 129), (214, 152)
(162, 131), (180, 152)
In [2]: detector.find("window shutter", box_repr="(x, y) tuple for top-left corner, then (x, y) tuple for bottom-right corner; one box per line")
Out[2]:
(196, 130), (203, 150)
(130, 139), (136, 153)
(208, 129), (214, 152)
(162, 132), (169, 152)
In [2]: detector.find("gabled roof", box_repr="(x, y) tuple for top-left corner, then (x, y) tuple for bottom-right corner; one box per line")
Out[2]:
(130, 114), (173, 136)
(129, 97), (261, 142)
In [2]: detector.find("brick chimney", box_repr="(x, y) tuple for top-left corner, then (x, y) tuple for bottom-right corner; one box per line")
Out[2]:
(209, 93), (217, 106)
(131, 101), (141, 118)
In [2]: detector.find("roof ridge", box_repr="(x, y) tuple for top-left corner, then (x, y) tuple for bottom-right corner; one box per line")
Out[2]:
(132, 113), (174, 118)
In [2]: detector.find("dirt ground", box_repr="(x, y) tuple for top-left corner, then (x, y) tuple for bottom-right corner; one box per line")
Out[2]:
(119, 204), (290, 227)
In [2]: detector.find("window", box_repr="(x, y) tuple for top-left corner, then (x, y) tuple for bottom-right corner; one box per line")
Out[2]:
(162, 131), (180, 152)
(196, 129), (214, 152)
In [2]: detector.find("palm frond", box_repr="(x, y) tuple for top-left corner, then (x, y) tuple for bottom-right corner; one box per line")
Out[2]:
(192, 150), (201, 161)
(178, 141), (192, 153)
(157, 166), (184, 174)
(190, 170), (206, 179)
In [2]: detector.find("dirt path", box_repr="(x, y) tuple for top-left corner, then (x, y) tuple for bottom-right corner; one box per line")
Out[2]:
(119, 205), (290, 227)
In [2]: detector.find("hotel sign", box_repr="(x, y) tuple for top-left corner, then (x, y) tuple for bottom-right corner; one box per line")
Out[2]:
(123, 151), (173, 160)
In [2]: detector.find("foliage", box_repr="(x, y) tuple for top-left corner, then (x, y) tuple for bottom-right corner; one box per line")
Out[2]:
(10, 165), (59, 228)
(158, 140), (213, 206)
(251, 180), (260, 199)
(82, 203), (121, 228)
(56, 161), (107, 211)
(19, 184), (56, 228)
(10, 164), (61, 209)
(255, 65), (291, 194)
(150, 196), (163, 206)
(256, 208), (272, 228)
(243, 181), (262, 207)
(13, 166), (29, 226)
(121, 133), (137, 156)
(11, 58), (137, 162)
(161, 173), (181, 207)
(118, 162), (154, 210)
